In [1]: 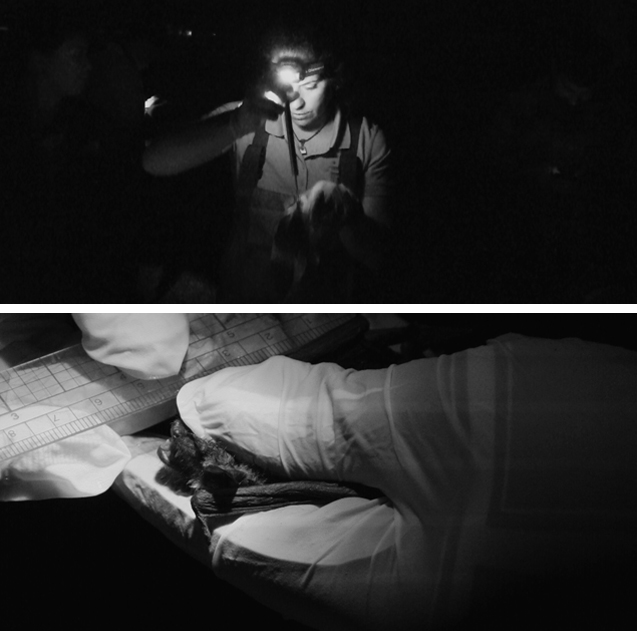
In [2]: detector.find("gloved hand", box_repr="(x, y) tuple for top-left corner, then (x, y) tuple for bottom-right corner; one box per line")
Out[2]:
(0, 426), (131, 501)
(176, 356), (342, 480)
(72, 313), (190, 380)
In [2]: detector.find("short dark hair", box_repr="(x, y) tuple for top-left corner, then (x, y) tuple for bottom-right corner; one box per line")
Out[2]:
(257, 19), (344, 82)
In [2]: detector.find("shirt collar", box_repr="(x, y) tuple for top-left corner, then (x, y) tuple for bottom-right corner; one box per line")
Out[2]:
(266, 107), (349, 156)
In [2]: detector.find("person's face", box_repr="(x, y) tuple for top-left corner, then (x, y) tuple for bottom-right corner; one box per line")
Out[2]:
(288, 74), (333, 131)
(38, 35), (91, 98)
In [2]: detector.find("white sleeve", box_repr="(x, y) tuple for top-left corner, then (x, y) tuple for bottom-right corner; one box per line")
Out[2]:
(177, 339), (637, 630)
(177, 356), (393, 487)
(209, 498), (419, 631)
(177, 356), (433, 630)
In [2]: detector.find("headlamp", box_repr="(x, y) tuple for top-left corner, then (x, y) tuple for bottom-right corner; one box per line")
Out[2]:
(273, 58), (325, 87)
(267, 57), (325, 199)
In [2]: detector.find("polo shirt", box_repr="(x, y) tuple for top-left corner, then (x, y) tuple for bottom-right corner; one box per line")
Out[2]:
(211, 101), (392, 203)
(207, 102), (393, 300)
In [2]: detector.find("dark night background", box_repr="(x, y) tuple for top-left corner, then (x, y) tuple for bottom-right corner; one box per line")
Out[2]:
(1, 0), (636, 303)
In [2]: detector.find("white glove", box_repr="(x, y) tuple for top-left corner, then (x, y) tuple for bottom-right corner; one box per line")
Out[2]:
(72, 313), (190, 379)
(0, 426), (131, 501)
(177, 356), (342, 479)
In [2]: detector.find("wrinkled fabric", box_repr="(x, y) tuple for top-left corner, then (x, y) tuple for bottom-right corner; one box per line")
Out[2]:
(177, 355), (445, 630)
(176, 336), (637, 631)
(0, 313), (189, 501)
(0, 425), (131, 500)
(72, 313), (190, 379)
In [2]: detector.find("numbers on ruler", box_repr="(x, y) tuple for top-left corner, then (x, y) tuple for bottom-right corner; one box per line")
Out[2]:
(87, 391), (118, 412)
(1, 314), (340, 462)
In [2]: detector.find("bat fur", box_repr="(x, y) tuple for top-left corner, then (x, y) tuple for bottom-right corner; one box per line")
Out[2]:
(157, 418), (382, 517)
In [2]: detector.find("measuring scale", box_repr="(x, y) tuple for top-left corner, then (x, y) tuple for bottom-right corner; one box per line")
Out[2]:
(0, 313), (358, 463)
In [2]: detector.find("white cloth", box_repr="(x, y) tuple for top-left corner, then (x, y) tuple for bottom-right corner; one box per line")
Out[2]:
(0, 425), (131, 501)
(1, 313), (190, 501)
(176, 335), (637, 631)
(72, 313), (190, 379)
(177, 354), (471, 630)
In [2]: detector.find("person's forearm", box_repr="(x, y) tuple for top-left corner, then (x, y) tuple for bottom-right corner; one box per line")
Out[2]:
(142, 110), (238, 176)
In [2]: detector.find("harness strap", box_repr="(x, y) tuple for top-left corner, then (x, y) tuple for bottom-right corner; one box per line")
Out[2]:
(237, 116), (363, 204)
(235, 120), (269, 227)
(337, 115), (362, 196)
(237, 116), (363, 301)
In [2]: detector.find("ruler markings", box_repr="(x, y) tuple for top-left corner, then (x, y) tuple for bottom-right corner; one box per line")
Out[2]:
(0, 314), (353, 461)
(30, 434), (45, 449)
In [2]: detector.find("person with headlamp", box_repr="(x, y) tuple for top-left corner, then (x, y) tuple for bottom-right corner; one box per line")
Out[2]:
(142, 25), (392, 302)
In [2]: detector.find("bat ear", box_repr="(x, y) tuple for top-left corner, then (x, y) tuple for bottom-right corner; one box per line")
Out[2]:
(156, 441), (172, 467)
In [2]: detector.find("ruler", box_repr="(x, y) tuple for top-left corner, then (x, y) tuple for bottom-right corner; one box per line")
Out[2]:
(0, 313), (359, 463)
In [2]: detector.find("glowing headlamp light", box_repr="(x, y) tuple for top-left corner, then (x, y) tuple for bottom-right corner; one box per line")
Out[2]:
(277, 65), (301, 86)
(274, 58), (325, 87)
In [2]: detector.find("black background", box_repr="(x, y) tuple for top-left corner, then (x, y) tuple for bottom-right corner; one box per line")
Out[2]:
(2, 0), (636, 303)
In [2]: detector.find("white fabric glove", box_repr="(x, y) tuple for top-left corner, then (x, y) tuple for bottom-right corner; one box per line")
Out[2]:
(178, 356), (340, 478)
(72, 313), (190, 379)
(176, 355), (429, 631)
(178, 355), (402, 495)
(0, 425), (131, 501)
(173, 337), (637, 631)
(0, 313), (189, 501)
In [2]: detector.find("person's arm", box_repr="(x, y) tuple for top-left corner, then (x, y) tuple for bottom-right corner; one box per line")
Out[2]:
(176, 356), (392, 487)
(142, 109), (238, 176)
(175, 356), (428, 631)
(142, 96), (284, 177)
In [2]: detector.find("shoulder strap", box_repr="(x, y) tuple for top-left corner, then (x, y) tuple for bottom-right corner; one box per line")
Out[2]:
(338, 116), (362, 196)
(236, 120), (270, 220)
